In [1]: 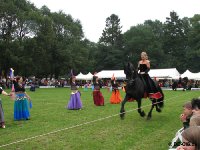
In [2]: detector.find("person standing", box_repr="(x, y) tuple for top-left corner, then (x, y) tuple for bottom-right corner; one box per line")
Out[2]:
(66, 76), (82, 110)
(11, 76), (31, 120)
(92, 74), (104, 106)
(0, 87), (11, 128)
(110, 75), (122, 104)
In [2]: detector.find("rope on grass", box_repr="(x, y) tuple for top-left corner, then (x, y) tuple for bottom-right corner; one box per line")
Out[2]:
(0, 92), (195, 148)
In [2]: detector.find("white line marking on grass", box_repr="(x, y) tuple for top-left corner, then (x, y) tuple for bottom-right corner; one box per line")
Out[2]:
(0, 92), (197, 148)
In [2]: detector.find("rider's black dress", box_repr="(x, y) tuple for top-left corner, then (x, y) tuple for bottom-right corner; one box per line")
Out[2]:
(139, 64), (162, 99)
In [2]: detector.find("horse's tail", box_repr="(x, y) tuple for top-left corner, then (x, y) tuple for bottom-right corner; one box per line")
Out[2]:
(157, 85), (164, 108)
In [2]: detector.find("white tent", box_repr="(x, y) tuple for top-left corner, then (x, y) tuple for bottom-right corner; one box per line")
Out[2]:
(76, 72), (85, 80)
(148, 68), (180, 79)
(194, 72), (200, 80)
(76, 68), (182, 80)
(181, 70), (200, 80)
(96, 70), (126, 79)
(76, 72), (93, 80)
(85, 72), (93, 80)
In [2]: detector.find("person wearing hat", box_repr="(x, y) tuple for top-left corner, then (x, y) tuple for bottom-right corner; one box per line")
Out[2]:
(110, 74), (122, 104)
(180, 102), (193, 129)
(66, 76), (82, 110)
(92, 74), (104, 106)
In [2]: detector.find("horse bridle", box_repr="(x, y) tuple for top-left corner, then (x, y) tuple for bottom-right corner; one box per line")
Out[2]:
(126, 70), (135, 85)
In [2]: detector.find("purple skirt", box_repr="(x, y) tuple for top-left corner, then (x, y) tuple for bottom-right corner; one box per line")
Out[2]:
(67, 91), (82, 110)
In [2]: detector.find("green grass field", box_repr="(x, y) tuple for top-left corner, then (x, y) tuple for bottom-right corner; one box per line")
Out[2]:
(0, 88), (199, 150)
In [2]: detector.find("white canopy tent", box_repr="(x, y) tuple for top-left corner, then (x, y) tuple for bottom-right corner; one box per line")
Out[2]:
(76, 72), (93, 80)
(85, 72), (93, 80)
(97, 68), (180, 80)
(181, 70), (200, 80)
(75, 72), (85, 80)
(76, 68), (182, 80)
(96, 70), (126, 79)
(148, 68), (180, 79)
(194, 73), (200, 80)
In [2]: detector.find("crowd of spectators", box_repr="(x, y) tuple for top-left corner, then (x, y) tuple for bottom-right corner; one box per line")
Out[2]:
(158, 79), (200, 89)
(0, 77), (70, 89)
(169, 98), (200, 150)
(0, 76), (200, 90)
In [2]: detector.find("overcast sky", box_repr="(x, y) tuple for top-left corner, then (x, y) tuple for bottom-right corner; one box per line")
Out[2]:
(28, 0), (200, 42)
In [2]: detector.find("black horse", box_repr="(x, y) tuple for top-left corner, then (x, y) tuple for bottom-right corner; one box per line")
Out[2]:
(120, 62), (164, 120)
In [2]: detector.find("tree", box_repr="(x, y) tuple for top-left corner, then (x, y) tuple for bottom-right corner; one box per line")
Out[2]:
(96, 14), (124, 70)
(163, 11), (190, 72)
(99, 14), (123, 48)
(123, 20), (165, 68)
(185, 14), (200, 72)
(143, 20), (166, 68)
(0, 0), (37, 76)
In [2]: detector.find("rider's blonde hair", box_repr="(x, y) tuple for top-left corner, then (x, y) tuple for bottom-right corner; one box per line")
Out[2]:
(141, 51), (148, 60)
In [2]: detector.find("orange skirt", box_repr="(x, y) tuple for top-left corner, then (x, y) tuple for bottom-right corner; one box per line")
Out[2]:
(110, 90), (122, 104)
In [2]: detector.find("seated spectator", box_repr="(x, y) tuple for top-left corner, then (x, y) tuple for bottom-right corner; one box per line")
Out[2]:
(176, 126), (200, 150)
(189, 97), (200, 127)
(169, 102), (193, 149)
(189, 115), (200, 126)
(191, 98), (200, 116)
(180, 102), (193, 129)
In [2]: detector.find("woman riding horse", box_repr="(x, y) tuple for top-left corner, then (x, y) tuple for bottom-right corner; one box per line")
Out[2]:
(138, 52), (163, 99)
(120, 52), (164, 120)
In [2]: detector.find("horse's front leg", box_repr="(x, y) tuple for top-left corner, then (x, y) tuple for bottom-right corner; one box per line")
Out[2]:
(137, 98), (145, 117)
(147, 99), (155, 120)
(120, 95), (128, 119)
(155, 102), (162, 113)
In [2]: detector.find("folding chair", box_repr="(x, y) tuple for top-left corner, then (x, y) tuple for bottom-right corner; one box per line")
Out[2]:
(169, 127), (184, 149)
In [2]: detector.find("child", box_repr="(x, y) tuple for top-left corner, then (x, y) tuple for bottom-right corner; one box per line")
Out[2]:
(180, 102), (193, 129)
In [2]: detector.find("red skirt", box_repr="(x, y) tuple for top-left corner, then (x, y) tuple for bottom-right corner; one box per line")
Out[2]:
(93, 90), (104, 106)
(148, 92), (162, 99)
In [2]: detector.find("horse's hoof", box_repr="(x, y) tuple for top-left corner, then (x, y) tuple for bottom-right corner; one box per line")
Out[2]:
(120, 114), (125, 120)
(120, 115), (125, 120)
(147, 116), (151, 120)
(120, 111), (125, 119)
(156, 108), (162, 113)
(140, 111), (146, 117)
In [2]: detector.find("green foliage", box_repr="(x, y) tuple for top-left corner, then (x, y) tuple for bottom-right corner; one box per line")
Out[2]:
(162, 11), (190, 72)
(123, 21), (166, 68)
(0, 1), (199, 78)
(186, 14), (200, 72)
(96, 14), (124, 70)
(99, 14), (123, 48)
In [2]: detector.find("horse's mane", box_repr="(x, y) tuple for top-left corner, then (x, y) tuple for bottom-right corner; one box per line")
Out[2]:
(124, 62), (138, 80)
